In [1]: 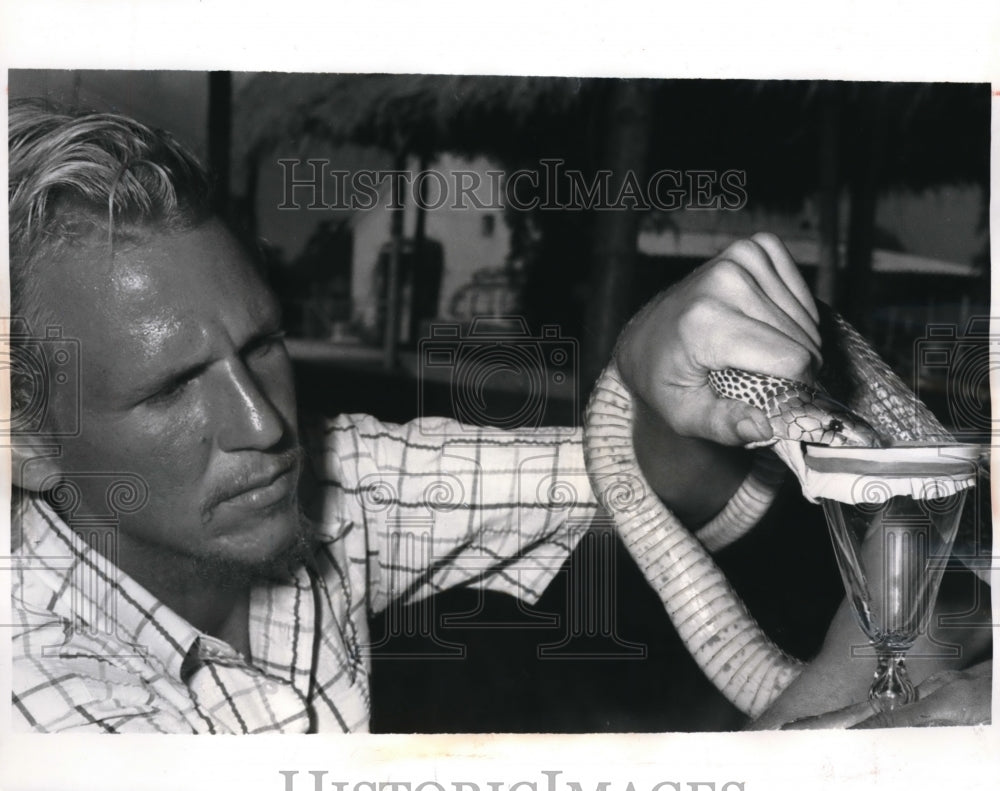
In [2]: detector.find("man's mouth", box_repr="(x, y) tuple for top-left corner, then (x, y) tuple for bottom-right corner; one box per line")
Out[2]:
(220, 466), (297, 509)
(204, 449), (303, 518)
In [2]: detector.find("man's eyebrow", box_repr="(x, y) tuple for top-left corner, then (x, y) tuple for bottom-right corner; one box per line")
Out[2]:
(240, 305), (285, 350)
(129, 355), (211, 400)
(240, 324), (286, 353)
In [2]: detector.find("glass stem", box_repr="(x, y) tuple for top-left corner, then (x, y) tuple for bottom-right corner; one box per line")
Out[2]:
(869, 651), (916, 712)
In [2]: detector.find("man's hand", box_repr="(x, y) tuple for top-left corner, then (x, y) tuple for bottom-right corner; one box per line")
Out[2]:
(618, 231), (822, 446)
(747, 569), (993, 731)
(779, 661), (992, 729)
(616, 232), (822, 523)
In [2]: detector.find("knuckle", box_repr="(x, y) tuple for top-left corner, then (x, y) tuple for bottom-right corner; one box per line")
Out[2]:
(789, 344), (812, 368)
(677, 297), (722, 340)
(780, 344), (812, 377)
(720, 238), (767, 269)
(705, 256), (759, 297)
(750, 231), (781, 250)
(707, 257), (743, 282)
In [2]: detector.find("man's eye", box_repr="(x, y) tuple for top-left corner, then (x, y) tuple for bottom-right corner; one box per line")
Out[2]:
(246, 332), (286, 360)
(147, 377), (191, 405)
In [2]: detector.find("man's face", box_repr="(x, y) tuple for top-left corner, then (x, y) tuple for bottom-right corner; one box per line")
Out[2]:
(37, 221), (303, 575)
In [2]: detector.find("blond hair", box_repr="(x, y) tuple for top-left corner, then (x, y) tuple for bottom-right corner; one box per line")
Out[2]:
(7, 99), (214, 422)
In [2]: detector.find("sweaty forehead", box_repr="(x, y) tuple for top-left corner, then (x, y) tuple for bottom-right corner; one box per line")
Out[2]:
(111, 223), (267, 307)
(35, 221), (279, 395)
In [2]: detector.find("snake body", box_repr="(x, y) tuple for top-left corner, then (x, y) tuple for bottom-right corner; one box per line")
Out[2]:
(583, 306), (950, 718)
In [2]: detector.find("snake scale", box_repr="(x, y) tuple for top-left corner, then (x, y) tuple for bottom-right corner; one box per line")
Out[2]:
(583, 304), (952, 718)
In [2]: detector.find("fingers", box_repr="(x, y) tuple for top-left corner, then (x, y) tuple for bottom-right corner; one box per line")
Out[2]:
(914, 669), (964, 697)
(717, 237), (822, 354)
(617, 232), (822, 447)
(781, 700), (878, 730)
(782, 671), (993, 730)
(701, 310), (818, 382)
(670, 385), (774, 446)
(851, 667), (992, 729)
(699, 237), (822, 372)
(696, 262), (822, 369)
(636, 298), (811, 446)
(749, 232), (821, 324)
(666, 306), (816, 445)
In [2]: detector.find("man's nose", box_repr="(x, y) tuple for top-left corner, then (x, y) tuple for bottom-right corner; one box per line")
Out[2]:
(214, 359), (287, 452)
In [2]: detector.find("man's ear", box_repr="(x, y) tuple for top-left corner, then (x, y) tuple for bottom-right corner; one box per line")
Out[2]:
(11, 439), (63, 493)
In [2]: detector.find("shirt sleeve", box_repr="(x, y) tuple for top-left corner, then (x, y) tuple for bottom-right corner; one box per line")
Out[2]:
(310, 414), (600, 613)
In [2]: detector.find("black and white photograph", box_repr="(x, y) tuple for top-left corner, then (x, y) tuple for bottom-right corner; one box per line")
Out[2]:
(1, 3), (997, 791)
(6, 68), (992, 730)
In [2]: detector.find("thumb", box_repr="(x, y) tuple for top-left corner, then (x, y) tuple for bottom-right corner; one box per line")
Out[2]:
(734, 404), (776, 446)
(649, 383), (775, 447)
(697, 397), (774, 447)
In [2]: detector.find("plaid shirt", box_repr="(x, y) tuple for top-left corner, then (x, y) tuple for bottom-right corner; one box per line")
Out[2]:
(11, 414), (601, 733)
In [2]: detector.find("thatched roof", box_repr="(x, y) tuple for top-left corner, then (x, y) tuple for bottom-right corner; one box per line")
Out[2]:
(234, 75), (990, 210)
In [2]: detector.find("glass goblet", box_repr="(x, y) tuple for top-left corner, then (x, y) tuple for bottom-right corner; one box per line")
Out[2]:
(808, 445), (979, 713)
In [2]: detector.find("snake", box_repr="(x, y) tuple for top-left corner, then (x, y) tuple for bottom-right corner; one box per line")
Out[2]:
(705, 368), (883, 449)
(583, 304), (954, 719)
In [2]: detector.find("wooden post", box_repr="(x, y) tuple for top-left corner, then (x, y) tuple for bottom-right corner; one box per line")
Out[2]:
(383, 150), (407, 370)
(843, 84), (889, 334)
(815, 84), (841, 307)
(241, 147), (260, 237)
(411, 154), (429, 343)
(584, 80), (653, 391)
(208, 71), (232, 217)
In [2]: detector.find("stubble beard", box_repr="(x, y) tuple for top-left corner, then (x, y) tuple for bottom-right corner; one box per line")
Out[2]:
(192, 510), (320, 589)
